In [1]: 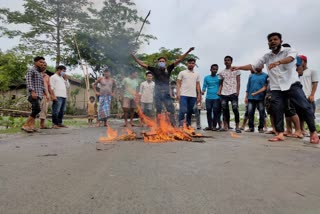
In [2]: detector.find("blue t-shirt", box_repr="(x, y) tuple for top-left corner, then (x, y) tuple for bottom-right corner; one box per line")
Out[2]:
(202, 75), (220, 99)
(246, 72), (268, 100)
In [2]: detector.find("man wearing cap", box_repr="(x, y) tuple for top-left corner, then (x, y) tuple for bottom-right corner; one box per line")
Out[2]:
(296, 55), (318, 134)
(232, 32), (319, 144)
(131, 47), (195, 126)
(93, 68), (116, 127)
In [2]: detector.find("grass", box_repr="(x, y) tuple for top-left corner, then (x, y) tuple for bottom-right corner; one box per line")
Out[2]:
(0, 118), (88, 135)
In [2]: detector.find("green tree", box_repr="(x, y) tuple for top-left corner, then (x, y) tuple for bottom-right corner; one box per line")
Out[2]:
(0, 49), (31, 92)
(64, 0), (156, 80)
(0, 0), (91, 67)
(133, 47), (199, 80)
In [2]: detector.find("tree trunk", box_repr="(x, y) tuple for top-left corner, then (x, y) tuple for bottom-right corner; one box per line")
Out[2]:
(56, 4), (61, 67)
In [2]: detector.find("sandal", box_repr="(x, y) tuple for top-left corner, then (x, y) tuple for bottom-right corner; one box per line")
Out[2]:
(203, 127), (212, 131)
(21, 127), (34, 133)
(265, 130), (276, 134)
(40, 127), (51, 129)
(235, 128), (242, 133)
(310, 133), (319, 144)
(286, 133), (304, 139)
(268, 136), (284, 142)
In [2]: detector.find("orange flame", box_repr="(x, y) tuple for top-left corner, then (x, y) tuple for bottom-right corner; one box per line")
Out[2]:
(98, 92), (202, 143)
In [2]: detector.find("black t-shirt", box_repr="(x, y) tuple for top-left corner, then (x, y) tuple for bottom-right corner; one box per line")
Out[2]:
(147, 63), (175, 91)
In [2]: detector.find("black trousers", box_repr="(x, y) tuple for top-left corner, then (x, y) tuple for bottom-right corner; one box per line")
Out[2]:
(271, 82), (316, 133)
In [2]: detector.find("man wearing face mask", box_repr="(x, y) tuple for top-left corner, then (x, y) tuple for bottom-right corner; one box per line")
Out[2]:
(232, 32), (318, 144)
(131, 47), (194, 126)
(50, 65), (70, 129)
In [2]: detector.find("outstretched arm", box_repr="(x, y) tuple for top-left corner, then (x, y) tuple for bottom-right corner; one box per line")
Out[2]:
(231, 64), (253, 71)
(174, 47), (195, 67)
(131, 53), (148, 69)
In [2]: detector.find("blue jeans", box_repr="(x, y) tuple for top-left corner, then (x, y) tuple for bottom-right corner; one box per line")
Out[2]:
(248, 99), (265, 130)
(193, 104), (201, 128)
(205, 99), (221, 129)
(154, 90), (176, 126)
(271, 82), (316, 133)
(178, 96), (197, 127)
(52, 97), (66, 125)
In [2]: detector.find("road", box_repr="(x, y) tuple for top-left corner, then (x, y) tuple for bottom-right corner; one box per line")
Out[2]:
(0, 119), (320, 214)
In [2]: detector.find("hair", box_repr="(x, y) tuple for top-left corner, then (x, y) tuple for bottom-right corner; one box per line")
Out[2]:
(210, 64), (219, 69)
(56, 65), (66, 71)
(157, 57), (167, 61)
(267, 32), (282, 40)
(34, 56), (45, 62)
(89, 96), (95, 101)
(282, 43), (291, 48)
(224, 56), (233, 62)
(145, 71), (152, 76)
(187, 58), (196, 63)
(170, 80), (176, 85)
(103, 68), (110, 72)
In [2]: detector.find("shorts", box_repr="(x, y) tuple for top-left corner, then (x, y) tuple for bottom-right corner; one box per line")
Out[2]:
(122, 97), (136, 109)
(39, 98), (49, 119)
(88, 114), (95, 120)
(284, 97), (296, 117)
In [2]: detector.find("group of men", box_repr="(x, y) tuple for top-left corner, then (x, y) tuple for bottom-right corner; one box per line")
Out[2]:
(21, 32), (319, 144)
(132, 32), (318, 144)
(21, 56), (69, 132)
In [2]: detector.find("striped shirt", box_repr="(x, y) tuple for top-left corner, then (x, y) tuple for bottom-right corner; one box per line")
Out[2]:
(26, 66), (45, 98)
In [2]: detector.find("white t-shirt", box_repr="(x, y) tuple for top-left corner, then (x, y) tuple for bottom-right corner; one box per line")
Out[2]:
(300, 68), (318, 97)
(177, 69), (200, 97)
(50, 74), (70, 98)
(219, 69), (241, 96)
(139, 81), (155, 103)
(253, 47), (300, 91)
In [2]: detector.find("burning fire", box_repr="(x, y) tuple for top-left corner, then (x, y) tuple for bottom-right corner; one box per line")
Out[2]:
(99, 127), (137, 143)
(98, 105), (203, 143)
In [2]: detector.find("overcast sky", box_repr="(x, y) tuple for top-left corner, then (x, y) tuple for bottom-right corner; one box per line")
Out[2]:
(1, 0), (320, 101)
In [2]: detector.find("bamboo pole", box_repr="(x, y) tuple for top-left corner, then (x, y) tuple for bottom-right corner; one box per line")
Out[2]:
(72, 33), (90, 104)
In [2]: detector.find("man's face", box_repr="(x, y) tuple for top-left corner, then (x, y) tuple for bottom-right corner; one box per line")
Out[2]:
(187, 61), (196, 70)
(210, 66), (218, 75)
(268, 35), (282, 51)
(146, 73), (153, 81)
(224, 58), (232, 67)
(41, 62), (47, 72)
(104, 71), (110, 78)
(296, 65), (304, 76)
(131, 72), (138, 78)
(158, 58), (166, 69)
(35, 59), (45, 69)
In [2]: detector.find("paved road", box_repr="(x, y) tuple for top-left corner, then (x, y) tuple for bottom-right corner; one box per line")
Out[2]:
(0, 120), (320, 214)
